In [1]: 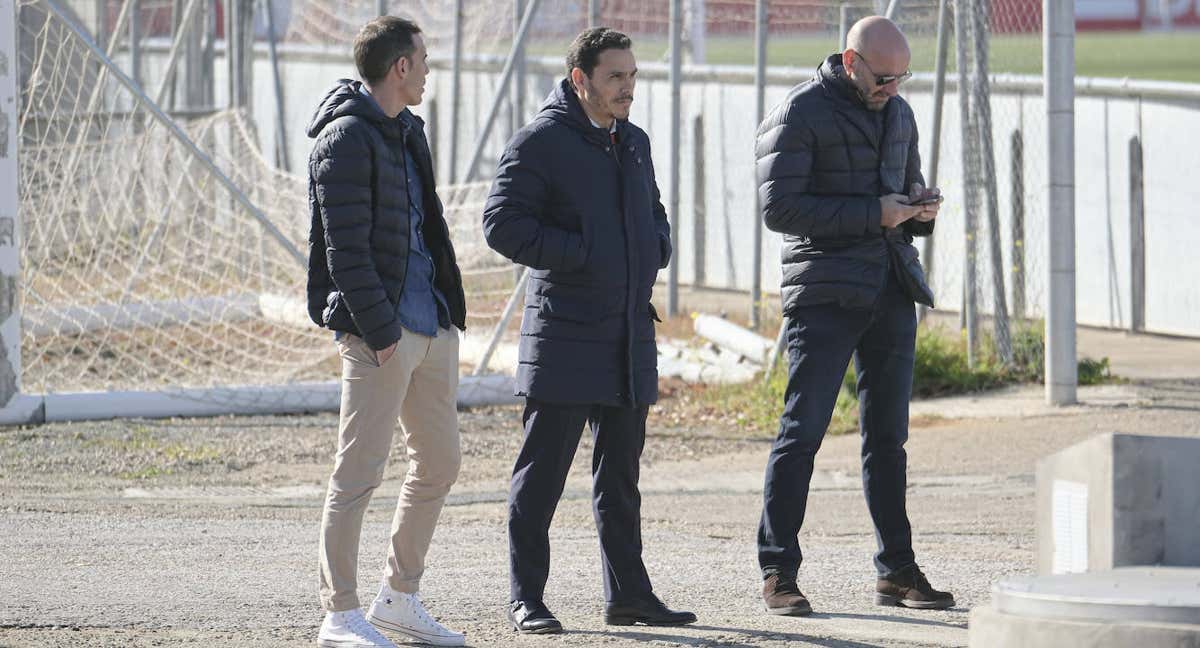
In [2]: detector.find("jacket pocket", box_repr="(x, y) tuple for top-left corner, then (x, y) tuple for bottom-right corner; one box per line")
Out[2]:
(337, 334), (381, 367)
(538, 295), (602, 324)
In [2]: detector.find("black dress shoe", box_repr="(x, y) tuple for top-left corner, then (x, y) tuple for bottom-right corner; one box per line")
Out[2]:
(508, 600), (563, 634)
(604, 595), (697, 626)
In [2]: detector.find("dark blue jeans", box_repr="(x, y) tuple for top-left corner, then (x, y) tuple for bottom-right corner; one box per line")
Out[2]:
(758, 270), (918, 578)
(508, 399), (654, 604)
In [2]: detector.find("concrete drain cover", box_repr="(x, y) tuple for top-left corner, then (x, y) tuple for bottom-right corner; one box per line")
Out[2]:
(994, 567), (1200, 624)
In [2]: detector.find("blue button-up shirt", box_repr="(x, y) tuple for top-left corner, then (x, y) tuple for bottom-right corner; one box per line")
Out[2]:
(360, 87), (449, 338)
(396, 116), (450, 337)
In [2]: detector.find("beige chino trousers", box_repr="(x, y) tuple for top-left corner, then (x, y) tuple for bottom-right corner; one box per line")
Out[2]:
(318, 327), (460, 612)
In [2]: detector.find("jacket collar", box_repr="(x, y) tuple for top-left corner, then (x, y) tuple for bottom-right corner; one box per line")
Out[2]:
(539, 77), (625, 148)
(817, 54), (885, 150)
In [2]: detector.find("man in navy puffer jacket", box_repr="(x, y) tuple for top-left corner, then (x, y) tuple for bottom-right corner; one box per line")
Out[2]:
(755, 16), (955, 617)
(307, 16), (467, 648)
(483, 27), (694, 634)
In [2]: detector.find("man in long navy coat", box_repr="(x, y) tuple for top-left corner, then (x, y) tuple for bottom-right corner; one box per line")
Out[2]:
(483, 27), (695, 634)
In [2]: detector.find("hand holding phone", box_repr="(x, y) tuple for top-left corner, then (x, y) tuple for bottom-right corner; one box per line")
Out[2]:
(907, 194), (944, 206)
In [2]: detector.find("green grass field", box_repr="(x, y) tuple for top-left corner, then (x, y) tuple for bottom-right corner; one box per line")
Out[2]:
(525, 30), (1200, 83)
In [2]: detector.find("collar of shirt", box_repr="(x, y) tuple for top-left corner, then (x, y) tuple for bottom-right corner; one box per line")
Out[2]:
(587, 115), (618, 134)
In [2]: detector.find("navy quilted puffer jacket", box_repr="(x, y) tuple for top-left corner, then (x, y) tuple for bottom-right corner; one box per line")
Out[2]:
(305, 79), (466, 350)
(756, 54), (935, 314)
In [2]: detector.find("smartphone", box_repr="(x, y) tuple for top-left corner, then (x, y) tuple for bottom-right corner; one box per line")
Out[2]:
(907, 194), (944, 206)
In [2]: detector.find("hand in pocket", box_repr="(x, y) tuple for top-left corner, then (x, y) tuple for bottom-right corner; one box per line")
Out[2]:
(375, 342), (398, 367)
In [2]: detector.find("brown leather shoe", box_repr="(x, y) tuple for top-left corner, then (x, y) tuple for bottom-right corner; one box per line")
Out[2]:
(762, 574), (812, 616)
(876, 565), (955, 609)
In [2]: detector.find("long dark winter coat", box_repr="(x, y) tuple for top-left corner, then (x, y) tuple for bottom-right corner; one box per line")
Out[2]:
(483, 79), (671, 407)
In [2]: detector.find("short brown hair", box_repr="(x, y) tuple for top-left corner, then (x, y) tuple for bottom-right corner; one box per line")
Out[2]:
(353, 16), (422, 84)
(565, 27), (632, 78)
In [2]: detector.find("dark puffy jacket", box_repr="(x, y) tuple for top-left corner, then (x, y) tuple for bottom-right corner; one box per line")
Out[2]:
(757, 54), (934, 314)
(306, 79), (466, 350)
(483, 79), (671, 407)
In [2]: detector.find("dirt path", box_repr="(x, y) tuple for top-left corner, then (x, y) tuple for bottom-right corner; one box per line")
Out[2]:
(2, 381), (1197, 647)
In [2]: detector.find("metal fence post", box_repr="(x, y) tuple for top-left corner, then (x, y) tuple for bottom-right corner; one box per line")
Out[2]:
(970, 0), (1012, 366)
(693, 114), (706, 287)
(839, 4), (850, 51)
(448, 0), (463, 182)
(1129, 135), (1145, 334)
(263, 0), (289, 171)
(1045, 0), (1077, 405)
(1010, 129), (1025, 320)
(667, 0), (682, 317)
(512, 0), (526, 139)
(750, 0), (767, 329)
(919, 0), (950, 323)
(955, 0), (979, 365)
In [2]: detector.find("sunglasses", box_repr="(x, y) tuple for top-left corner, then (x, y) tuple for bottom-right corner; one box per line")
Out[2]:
(855, 53), (912, 87)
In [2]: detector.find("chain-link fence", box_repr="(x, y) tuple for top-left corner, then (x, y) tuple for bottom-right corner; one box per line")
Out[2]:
(9, 0), (1200, 420)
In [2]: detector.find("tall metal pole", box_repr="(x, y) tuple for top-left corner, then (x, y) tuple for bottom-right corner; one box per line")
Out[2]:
(462, 0), (543, 182)
(448, 0), (463, 183)
(589, 0), (600, 27)
(201, 0), (215, 108)
(750, 0), (767, 329)
(1045, 0), (1076, 405)
(971, 0), (1012, 365)
(918, 0), (950, 322)
(1129, 136), (1145, 334)
(154, 0), (205, 106)
(263, 0), (290, 171)
(183, 0), (202, 109)
(225, 0), (235, 108)
(377, 0), (387, 15)
(839, 4), (851, 51)
(512, 0), (526, 137)
(666, 0), (682, 317)
(129, 0), (141, 88)
(170, 0), (182, 109)
(955, 0), (979, 365)
(0, 0), (24, 413)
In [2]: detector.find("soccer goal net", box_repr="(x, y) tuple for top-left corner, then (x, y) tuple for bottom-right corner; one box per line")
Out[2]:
(3, 0), (515, 423)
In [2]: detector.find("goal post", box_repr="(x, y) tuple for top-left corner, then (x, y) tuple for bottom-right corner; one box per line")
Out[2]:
(0, 0), (39, 424)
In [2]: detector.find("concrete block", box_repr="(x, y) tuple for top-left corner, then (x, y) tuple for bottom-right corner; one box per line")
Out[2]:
(1036, 434), (1200, 575)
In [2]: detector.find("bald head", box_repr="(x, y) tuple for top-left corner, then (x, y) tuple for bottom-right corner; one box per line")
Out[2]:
(841, 16), (911, 111)
(845, 16), (910, 62)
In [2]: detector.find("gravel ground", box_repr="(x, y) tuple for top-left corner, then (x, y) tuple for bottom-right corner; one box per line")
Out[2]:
(2, 380), (1197, 647)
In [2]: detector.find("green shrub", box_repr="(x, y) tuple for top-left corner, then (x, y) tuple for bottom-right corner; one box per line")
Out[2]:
(692, 319), (1116, 438)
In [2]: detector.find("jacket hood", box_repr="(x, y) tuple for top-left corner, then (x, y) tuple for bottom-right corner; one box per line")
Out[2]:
(818, 53), (871, 109)
(306, 78), (398, 138)
(537, 78), (622, 146)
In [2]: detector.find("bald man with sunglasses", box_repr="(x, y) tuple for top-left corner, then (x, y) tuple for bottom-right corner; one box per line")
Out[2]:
(754, 16), (954, 616)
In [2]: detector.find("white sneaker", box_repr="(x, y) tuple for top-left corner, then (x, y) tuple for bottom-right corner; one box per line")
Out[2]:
(367, 584), (466, 647)
(317, 608), (398, 648)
